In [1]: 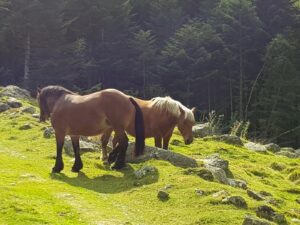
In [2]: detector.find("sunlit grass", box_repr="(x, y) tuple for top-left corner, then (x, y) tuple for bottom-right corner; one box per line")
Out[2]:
(0, 99), (299, 224)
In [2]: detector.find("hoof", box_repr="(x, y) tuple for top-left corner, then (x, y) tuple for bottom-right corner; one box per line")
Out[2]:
(108, 153), (117, 164)
(112, 163), (125, 170)
(52, 166), (63, 173)
(71, 163), (83, 173)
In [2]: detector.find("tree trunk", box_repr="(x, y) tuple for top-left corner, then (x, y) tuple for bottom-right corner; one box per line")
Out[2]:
(238, 1), (244, 121)
(23, 33), (31, 88)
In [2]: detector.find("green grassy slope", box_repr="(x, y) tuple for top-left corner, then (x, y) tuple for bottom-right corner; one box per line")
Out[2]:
(0, 98), (299, 225)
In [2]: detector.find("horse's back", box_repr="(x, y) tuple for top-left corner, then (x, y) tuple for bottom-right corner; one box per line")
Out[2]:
(51, 89), (135, 136)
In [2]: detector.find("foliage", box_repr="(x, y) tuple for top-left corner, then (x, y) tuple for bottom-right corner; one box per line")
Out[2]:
(0, 0), (299, 146)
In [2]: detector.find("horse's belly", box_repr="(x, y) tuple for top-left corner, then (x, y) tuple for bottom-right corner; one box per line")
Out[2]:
(65, 118), (111, 136)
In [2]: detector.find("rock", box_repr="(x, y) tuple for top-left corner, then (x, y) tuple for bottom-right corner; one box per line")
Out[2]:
(170, 139), (182, 146)
(7, 97), (22, 108)
(157, 190), (169, 201)
(256, 205), (275, 221)
(266, 198), (284, 207)
(206, 166), (228, 184)
(256, 205), (287, 224)
(264, 143), (280, 153)
(276, 151), (298, 158)
(22, 106), (36, 114)
(270, 162), (286, 171)
(242, 215), (271, 225)
(32, 113), (40, 119)
(222, 196), (247, 208)
(19, 123), (32, 130)
(212, 190), (230, 198)
(64, 137), (99, 156)
(125, 143), (198, 168)
(273, 214), (287, 224)
(228, 179), (248, 189)
(259, 191), (272, 197)
(205, 135), (243, 146)
(197, 168), (214, 181)
(195, 189), (205, 196)
(134, 166), (156, 179)
(247, 190), (264, 201)
(164, 184), (173, 190)
(192, 123), (211, 138)
(0, 85), (31, 100)
(43, 127), (55, 138)
(203, 154), (229, 171)
(291, 218), (300, 224)
(280, 147), (295, 153)
(0, 103), (9, 112)
(245, 142), (267, 153)
(295, 149), (300, 155)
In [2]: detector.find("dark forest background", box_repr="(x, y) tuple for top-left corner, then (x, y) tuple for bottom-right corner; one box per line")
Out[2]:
(0, 0), (299, 147)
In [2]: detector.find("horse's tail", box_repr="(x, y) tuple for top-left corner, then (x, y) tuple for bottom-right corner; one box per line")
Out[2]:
(129, 97), (145, 156)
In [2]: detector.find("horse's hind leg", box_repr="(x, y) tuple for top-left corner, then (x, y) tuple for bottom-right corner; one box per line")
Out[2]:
(52, 132), (65, 173)
(71, 135), (83, 172)
(111, 131), (129, 170)
(155, 136), (162, 148)
(101, 129), (113, 162)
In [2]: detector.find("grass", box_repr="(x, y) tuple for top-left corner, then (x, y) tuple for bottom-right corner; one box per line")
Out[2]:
(0, 99), (299, 225)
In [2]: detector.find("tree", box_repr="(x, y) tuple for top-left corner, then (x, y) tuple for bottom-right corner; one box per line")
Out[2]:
(129, 30), (158, 98)
(251, 34), (300, 147)
(161, 20), (224, 108)
(212, 0), (265, 120)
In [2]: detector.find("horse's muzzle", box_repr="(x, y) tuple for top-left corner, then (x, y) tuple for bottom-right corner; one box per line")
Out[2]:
(185, 139), (193, 145)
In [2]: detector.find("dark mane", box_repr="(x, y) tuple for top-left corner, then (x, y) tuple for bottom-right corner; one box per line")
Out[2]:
(38, 86), (75, 121)
(40, 85), (75, 99)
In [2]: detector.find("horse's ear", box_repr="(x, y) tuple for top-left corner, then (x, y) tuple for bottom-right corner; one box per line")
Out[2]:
(191, 107), (196, 114)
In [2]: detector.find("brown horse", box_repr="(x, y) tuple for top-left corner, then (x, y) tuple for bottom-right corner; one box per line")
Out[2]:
(37, 86), (145, 172)
(101, 96), (196, 161)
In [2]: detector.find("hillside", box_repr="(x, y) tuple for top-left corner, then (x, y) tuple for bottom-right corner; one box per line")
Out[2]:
(0, 86), (299, 225)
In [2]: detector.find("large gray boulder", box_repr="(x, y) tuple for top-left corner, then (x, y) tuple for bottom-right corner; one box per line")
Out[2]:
(125, 143), (198, 168)
(245, 142), (267, 153)
(276, 151), (299, 158)
(192, 123), (211, 138)
(204, 135), (243, 146)
(64, 137), (99, 156)
(264, 143), (280, 153)
(203, 154), (229, 171)
(7, 97), (22, 108)
(242, 215), (271, 225)
(0, 103), (9, 113)
(0, 85), (31, 100)
(203, 154), (247, 188)
(222, 196), (248, 208)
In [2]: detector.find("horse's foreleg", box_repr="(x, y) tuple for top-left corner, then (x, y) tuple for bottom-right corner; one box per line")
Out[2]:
(101, 129), (113, 162)
(163, 134), (172, 150)
(112, 131), (129, 170)
(71, 135), (83, 172)
(52, 132), (65, 173)
(155, 136), (162, 148)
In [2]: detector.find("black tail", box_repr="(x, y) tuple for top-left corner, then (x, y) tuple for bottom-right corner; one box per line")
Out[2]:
(129, 97), (145, 156)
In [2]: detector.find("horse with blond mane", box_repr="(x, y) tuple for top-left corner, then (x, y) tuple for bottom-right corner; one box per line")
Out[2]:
(101, 96), (196, 162)
(37, 86), (145, 172)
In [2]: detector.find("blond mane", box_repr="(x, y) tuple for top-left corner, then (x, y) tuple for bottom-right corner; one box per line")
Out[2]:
(151, 96), (195, 122)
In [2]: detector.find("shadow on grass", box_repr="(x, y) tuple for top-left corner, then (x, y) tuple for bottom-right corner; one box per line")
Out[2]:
(50, 165), (159, 194)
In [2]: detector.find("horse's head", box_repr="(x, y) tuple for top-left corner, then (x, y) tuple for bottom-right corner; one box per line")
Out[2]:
(177, 107), (196, 145)
(37, 86), (74, 122)
(37, 88), (50, 122)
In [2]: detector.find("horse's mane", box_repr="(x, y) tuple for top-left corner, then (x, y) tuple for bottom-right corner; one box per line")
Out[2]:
(151, 96), (195, 122)
(38, 86), (75, 117)
(40, 85), (75, 99)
